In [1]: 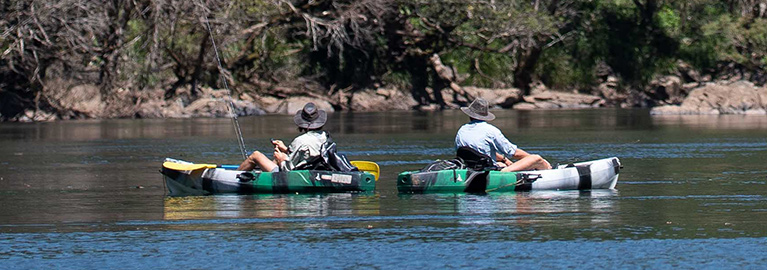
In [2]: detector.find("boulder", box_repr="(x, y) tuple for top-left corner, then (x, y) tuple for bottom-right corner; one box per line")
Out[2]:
(349, 88), (418, 111)
(651, 81), (767, 115)
(184, 98), (265, 117)
(515, 90), (603, 109)
(597, 76), (627, 105)
(16, 109), (57, 122)
(647, 75), (686, 104)
(511, 102), (537, 110)
(47, 84), (105, 118)
(266, 96), (334, 114)
(462, 87), (523, 108)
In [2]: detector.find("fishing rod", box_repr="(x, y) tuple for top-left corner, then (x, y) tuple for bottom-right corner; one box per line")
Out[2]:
(203, 17), (248, 160)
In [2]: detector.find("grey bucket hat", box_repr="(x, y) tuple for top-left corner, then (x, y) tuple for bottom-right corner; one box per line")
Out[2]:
(293, 102), (327, 129)
(460, 98), (496, 121)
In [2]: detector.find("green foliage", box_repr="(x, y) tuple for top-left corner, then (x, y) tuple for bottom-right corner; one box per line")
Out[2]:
(656, 5), (681, 37)
(440, 48), (515, 88)
(743, 18), (767, 68)
(537, 48), (580, 90)
(585, 1), (679, 87)
(4, 0), (767, 118)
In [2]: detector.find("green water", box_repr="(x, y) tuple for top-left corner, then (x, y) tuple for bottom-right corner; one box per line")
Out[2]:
(1, 109), (766, 268)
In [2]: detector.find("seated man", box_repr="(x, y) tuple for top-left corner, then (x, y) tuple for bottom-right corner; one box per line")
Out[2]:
(455, 98), (551, 172)
(238, 102), (332, 172)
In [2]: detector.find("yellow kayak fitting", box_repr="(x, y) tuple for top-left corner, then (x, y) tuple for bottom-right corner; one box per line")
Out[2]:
(351, 161), (380, 181)
(162, 162), (217, 171)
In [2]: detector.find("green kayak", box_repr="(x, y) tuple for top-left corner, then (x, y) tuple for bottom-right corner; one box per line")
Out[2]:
(398, 157), (621, 193)
(161, 159), (376, 196)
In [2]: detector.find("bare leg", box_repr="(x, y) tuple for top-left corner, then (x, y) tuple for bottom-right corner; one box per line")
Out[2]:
(501, 155), (552, 172)
(237, 151), (278, 171)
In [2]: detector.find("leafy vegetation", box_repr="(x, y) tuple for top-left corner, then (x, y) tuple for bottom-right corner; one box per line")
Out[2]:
(1, 0), (766, 119)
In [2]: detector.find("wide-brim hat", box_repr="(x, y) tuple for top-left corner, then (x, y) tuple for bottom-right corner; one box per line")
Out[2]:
(460, 98), (495, 121)
(293, 102), (327, 129)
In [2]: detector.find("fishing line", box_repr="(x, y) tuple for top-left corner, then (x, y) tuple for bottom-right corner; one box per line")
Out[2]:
(203, 17), (248, 160)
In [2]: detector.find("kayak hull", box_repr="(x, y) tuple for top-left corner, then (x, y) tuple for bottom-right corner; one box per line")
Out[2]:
(161, 162), (376, 196)
(397, 157), (621, 193)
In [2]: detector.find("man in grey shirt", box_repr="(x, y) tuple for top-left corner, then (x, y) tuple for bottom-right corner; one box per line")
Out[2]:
(455, 98), (551, 172)
(238, 102), (331, 172)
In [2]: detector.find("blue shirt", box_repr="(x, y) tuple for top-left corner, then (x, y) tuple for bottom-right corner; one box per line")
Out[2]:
(455, 120), (518, 159)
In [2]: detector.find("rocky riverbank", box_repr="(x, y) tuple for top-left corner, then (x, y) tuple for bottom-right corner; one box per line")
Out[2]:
(651, 81), (767, 115)
(7, 85), (605, 122)
(6, 78), (766, 122)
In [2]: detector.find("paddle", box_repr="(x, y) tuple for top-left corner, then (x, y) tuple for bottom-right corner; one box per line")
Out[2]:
(351, 161), (380, 181)
(162, 161), (217, 171)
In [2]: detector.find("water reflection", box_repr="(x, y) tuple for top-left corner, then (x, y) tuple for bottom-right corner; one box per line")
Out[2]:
(163, 193), (381, 220)
(0, 109), (658, 142)
(395, 190), (619, 226)
(652, 114), (767, 130)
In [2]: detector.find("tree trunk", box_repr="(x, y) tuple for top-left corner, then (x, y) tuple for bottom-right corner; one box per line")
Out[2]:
(407, 55), (432, 106)
(190, 35), (209, 98)
(513, 46), (543, 95)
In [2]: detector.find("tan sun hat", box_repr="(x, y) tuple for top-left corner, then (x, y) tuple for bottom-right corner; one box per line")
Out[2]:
(460, 98), (496, 121)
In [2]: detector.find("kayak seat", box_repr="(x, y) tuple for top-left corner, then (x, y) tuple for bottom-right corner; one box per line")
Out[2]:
(294, 142), (358, 172)
(456, 146), (496, 171)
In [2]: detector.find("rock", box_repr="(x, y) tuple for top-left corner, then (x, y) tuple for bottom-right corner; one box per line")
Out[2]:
(682, 82), (700, 91)
(460, 87), (523, 108)
(349, 88), (418, 111)
(197, 87), (230, 99)
(16, 109), (57, 122)
(257, 95), (283, 112)
(518, 90), (603, 109)
(512, 102), (537, 110)
(266, 96), (334, 114)
(744, 109), (767, 115)
(47, 84), (105, 118)
(650, 81), (767, 115)
(184, 98), (265, 117)
(597, 76), (627, 105)
(677, 61), (701, 82)
(647, 75), (686, 104)
(135, 101), (167, 118)
(102, 87), (140, 118)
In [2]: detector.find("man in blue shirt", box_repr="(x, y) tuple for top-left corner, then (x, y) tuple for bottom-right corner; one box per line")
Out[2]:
(455, 98), (551, 172)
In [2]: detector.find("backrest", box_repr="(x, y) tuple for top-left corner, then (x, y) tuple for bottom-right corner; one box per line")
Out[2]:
(456, 146), (494, 171)
(295, 142), (358, 172)
(325, 142), (358, 172)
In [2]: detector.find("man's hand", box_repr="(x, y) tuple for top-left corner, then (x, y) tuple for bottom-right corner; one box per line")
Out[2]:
(272, 139), (288, 153)
(495, 153), (513, 166)
(273, 150), (288, 163)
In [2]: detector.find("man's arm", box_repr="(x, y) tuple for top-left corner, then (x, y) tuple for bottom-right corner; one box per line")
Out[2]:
(495, 153), (513, 166)
(272, 139), (289, 153)
(492, 129), (518, 161)
(512, 148), (531, 160)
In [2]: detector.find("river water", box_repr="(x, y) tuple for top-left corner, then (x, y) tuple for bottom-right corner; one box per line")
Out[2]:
(1, 109), (767, 269)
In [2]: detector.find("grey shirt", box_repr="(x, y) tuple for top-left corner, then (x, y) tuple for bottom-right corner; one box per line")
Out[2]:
(281, 130), (331, 171)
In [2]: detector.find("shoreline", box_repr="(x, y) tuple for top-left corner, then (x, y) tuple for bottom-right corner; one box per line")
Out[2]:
(4, 80), (766, 122)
